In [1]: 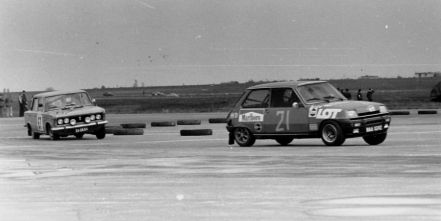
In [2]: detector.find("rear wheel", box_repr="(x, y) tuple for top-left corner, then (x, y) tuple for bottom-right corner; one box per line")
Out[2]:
(320, 121), (345, 146)
(275, 137), (294, 146)
(28, 125), (40, 139)
(234, 127), (255, 147)
(363, 133), (387, 145)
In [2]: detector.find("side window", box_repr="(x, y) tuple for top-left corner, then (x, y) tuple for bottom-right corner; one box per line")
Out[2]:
(32, 98), (39, 111)
(242, 89), (270, 108)
(270, 88), (300, 108)
(37, 98), (44, 112)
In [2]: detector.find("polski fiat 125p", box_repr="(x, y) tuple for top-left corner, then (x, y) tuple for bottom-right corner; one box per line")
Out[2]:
(226, 81), (391, 146)
(24, 90), (107, 140)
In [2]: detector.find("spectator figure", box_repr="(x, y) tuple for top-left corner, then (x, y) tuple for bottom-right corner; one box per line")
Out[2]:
(366, 88), (375, 101)
(343, 88), (352, 100)
(5, 89), (12, 117)
(18, 90), (28, 117)
(356, 89), (363, 100)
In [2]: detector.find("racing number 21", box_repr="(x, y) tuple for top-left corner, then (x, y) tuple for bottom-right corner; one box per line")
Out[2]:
(276, 110), (290, 132)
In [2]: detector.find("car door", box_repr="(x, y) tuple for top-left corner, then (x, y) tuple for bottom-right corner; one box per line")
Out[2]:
(25, 98), (42, 132)
(262, 88), (309, 134)
(238, 89), (270, 133)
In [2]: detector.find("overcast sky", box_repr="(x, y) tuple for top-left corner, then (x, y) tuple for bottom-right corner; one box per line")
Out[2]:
(1, 0), (440, 91)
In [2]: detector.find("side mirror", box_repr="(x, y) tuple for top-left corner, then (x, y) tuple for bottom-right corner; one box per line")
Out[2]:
(92, 99), (97, 106)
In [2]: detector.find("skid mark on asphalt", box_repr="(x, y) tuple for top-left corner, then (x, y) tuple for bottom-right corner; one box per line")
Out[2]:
(306, 195), (441, 217)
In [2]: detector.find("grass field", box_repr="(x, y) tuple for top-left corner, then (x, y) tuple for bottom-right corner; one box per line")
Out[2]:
(2, 77), (440, 116)
(88, 77), (441, 113)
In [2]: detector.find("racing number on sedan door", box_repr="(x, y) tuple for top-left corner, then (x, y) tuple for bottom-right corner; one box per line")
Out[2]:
(276, 110), (290, 132)
(37, 114), (44, 131)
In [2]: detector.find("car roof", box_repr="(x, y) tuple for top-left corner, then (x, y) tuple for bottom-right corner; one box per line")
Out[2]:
(247, 80), (327, 90)
(33, 90), (87, 98)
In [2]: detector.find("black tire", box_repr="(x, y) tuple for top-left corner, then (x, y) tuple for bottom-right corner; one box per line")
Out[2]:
(320, 121), (345, 146)
(46, 124), (60, 140)
(275, 137), (294, 146)
(208, 118), (227, 124)
(27, 124), (32, 136)
(390, 111), (410, 115)
(105, 125), (123, 134)
(96, 127), (106, 139)
(180, 129), (212, 136)
(418, 110), (437, 115)
(113, 128), (144, 135)
(233, 127), (256, 147)
(177, 120), (201, 125)
(75, 133), (84, 139)
(151, 121), (176, 127)
(121, 123), (146, 128)
(363, 133), (387, 145)
(28, 125), (40, 139)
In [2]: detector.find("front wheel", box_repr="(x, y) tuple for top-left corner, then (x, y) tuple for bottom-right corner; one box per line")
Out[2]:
(233, 127), (255, 147)
(95, 127), (106, 139)
(275, 137), (294, 146)
(320, 121), (345, 146)
(46, 125), (59, 140)
(363, 133), (387, 145)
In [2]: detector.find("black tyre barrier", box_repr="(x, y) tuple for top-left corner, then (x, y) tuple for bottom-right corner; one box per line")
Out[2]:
(208, 118), (227, 124)
(113, 128), (144, 135)
(418, 110), (438, 115)
(105, 125), (124, 134)
(177, 120), (201, 125)
(389, 111), (410, 115)
(121, 123), (147, 128)
(180, 129), (213, 136)
(151, 121), (176, 127)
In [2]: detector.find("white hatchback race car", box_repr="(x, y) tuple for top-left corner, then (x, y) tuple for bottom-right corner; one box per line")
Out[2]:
(226, 81), (391, 146)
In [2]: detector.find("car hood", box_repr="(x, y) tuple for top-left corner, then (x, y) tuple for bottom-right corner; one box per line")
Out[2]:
(48, 106), (105, 117)
(315, 101), (385, 113)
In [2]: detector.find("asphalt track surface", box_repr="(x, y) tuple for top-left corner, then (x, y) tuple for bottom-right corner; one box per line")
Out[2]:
(1, 113), (441, 221)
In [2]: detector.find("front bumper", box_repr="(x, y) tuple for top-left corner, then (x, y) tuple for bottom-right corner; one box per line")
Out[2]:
(340, 115), (391, 138)
(52, 121), (108, 134)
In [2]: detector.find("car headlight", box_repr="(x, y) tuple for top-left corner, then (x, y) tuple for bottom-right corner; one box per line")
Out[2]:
(64, 118), (69, 124)
(85, 116), (91, 123)
(96, 114), (102, 120)
(346, 110), (358, 118)
(57, 119), (63, 125)
(90, 115), (96, 121)
(70, 119), (76, 126)
(379, 105), (388, 113)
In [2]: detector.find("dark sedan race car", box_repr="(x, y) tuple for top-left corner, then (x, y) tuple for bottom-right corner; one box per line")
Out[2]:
(24, 90), (108, 140)
(226, 81), (391, 146)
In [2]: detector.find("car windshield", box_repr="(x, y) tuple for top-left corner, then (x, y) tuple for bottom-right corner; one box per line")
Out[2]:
(297, 82), (346, 104)
(46, 93), (93, 110)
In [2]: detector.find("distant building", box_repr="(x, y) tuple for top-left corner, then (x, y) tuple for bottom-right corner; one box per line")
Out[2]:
(359, 75), (380, 79)
(415, 72), (441, 78)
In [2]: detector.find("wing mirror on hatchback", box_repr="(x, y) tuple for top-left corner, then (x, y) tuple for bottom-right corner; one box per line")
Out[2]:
(92, 99), (97, 106)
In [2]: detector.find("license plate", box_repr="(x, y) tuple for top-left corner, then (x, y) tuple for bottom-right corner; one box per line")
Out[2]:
(366, 125), (382, 133)
(75, 127), (88, 133)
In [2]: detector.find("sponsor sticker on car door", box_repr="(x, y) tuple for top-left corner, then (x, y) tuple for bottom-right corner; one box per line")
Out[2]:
(238, 109), (265, 122)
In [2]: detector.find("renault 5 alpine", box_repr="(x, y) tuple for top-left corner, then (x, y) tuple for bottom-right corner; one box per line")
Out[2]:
(24, 90), (107, 140)
(226, 81), (391, 146)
